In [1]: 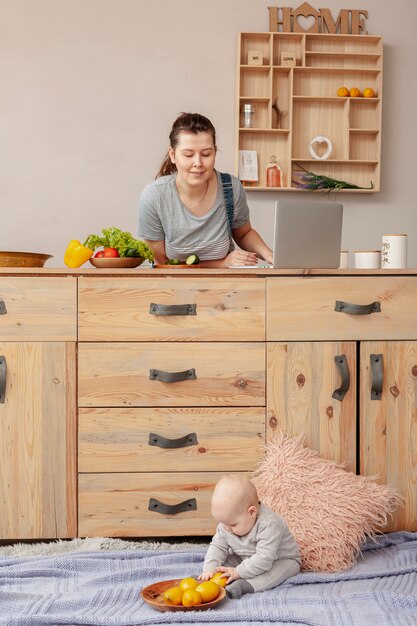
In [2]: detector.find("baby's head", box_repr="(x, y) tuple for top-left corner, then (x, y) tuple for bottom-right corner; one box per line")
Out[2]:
(211, 474), (260, 536)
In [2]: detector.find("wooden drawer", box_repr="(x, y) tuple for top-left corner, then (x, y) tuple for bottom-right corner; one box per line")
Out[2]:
(78, 277), (265, 341)
(267, 276), (417, 341)
(78, 342), (265, 407)
(78, 407), (265, 472)
(0, 277), (77, 340)
(78, 472), (247, 537)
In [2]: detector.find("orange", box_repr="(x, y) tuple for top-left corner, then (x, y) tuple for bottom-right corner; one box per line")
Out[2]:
(195, 580), (221, 603)
(210, 572), (228, 588)
(337, 86), (349, 97)
(179, 577), (198, 592)
(349, 87), (362, 97)
(163, 586), (183, 606)
(363, 87), (375, 98)
(182, 589), (202, 607)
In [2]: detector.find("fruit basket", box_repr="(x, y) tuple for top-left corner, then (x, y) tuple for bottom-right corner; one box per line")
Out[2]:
(0, 251), (52, 267)
(141, 578), (226, 612)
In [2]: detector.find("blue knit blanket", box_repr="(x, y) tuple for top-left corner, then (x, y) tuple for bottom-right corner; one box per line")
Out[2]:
(0, 532), (416, 626)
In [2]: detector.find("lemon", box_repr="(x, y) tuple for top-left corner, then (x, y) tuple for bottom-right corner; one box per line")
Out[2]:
(195, 580), (221, 602)
(363, 87), (375, 98)
(163, 586), (183, 606)
(337, 86), (349, 97)
(182, 588), (202, 607)
(179, 577), (198, 591)
(210, 572), (228, 587)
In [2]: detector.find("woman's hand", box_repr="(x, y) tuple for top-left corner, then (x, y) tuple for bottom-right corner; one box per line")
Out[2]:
(224, 249), (258, 267)
(215, 566), (240, 584)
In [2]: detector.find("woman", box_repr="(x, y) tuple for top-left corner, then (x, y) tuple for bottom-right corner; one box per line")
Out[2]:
(138, 112), (272, 267)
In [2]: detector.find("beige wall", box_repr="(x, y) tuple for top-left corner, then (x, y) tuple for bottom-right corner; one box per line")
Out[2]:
(1, 0), (416, 267)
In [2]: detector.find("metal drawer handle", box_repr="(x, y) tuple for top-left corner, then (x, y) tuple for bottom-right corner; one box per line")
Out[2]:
(148, 432), (198, 448)
(149, 303), (197, 316)
(148, 497), (197, 515)
(0, 300), (6, 315)
(370, 354), (383, 401)
(334, 300), (381, 315)
(0, 356), (6, 403)
(332, 354), (350, 401)
(149, 368), (196, 383)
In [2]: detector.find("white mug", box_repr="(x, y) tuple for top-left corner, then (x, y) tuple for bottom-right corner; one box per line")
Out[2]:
(381, 234), (407, 269)
(339, 250), (349, 269)
(354, 250), (381, 269)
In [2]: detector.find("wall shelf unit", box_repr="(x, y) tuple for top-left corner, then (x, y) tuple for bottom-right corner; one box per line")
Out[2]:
(235, 32), (383, 192)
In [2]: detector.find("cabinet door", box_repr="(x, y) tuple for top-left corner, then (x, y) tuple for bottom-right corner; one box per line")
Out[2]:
(267, 342), (356, 471)
(0, 342), (76, 539)
(360, 341), (417, 531)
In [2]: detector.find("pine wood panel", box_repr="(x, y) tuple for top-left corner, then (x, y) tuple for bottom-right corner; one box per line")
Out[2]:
(79, 472), (249, 537)
(267, 277), (417, 341)
(79, 407), (265, 472)
(0, 342), (76, 539)
(78, 278), (265, 341)
(0, 277), (76, 340)
(78, 342), (265, 407)
(360, 341), (417, 531)
(267, 341), (356, 471)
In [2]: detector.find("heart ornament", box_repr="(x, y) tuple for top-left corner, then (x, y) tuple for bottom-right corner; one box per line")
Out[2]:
(309, 136), (333, 160)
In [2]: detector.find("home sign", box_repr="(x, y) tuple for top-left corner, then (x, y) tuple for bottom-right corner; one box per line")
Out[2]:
(268, 2), (368, 34)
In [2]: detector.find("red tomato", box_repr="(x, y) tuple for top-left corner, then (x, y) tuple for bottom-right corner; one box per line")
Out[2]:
(94, 250), (105, 258)
(103, 247), (119, 257)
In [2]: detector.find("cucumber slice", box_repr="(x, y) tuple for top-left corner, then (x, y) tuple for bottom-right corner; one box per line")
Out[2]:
(185, 254), (200, 265)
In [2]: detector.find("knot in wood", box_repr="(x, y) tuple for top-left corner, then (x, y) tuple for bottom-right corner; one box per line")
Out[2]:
(269, 415), (278, 429)
(296, 373), (305, 388)
(412, 365), (417, 378)
(326, 406), (334, 418)
(390, 385), (400, 397)
(198, 447), (207, 454)
(237, 378), (247, 389)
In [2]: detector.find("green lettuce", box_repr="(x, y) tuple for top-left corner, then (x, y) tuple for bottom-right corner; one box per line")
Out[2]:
(84, 227), (154, 261)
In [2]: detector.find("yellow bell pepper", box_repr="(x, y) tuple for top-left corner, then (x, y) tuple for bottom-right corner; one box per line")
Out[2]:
(64, 240), (93, 268)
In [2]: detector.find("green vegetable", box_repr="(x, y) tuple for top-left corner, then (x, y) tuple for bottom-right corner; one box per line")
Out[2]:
(165, 258), (180, 265)
(84, 227), (154, 262)
(185, 254), (200, 265)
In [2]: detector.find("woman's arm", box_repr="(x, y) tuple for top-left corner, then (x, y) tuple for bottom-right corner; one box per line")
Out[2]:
(233, 222), (273, 264)
(143, 239), (167, 266)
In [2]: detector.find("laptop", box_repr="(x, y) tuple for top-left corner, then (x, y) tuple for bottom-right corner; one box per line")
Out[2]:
(271, 199), (343, 269)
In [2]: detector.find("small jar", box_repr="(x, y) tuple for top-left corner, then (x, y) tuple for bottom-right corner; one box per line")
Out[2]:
(241, 104), (255, 128)
(266, 155), (281, 187)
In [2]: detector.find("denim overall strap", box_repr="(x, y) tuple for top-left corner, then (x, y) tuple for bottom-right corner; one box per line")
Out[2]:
(220, 172), (234, 236)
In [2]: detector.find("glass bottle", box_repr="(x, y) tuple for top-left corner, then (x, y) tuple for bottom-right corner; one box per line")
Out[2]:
(241, 104), (255, 128)
(266, 155), (281, 187)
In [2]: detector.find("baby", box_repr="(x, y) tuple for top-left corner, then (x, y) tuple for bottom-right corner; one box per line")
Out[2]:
(199, 474), (300, 598)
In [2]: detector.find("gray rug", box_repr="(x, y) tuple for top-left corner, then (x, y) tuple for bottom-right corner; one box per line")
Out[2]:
(0, 536), (209, 558)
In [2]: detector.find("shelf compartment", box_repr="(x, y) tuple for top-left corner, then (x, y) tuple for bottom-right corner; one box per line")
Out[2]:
(240, 67), (270, 98)
(349, 99), (380, 129)
(272, 33), (304, 67)
(240, 32), (271, 66)
(272, 68), (291, 130)
(292, 100), (348, 161)
(305, 51), (381, 70)
(291, 160), (378, 191)
(305, 34), (382, 54)
(293, 69), (380, 98)
(239, 98), (270, 129)
(239, 131), (290, 189)
(239, 128), (290, 134)
(349, 133), (379, 161)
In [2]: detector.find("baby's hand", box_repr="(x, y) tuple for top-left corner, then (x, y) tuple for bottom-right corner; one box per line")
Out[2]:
(216, 566), (240, 584)
(198, 571), (215, 581)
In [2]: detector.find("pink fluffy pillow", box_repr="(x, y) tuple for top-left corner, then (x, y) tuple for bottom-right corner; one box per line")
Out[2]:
(252, 433), (403, 572)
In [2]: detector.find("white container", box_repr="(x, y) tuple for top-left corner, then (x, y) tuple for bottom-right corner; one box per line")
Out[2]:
(381, 234), (407, 269)
(354, 250), (381, 269)
(241, 104), (255, 128)
(339, 250), (349, 269)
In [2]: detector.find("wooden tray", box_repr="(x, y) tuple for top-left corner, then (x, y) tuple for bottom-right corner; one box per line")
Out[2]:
(154, 264), (196, 269)
(89, 257), (143, 268)
(141, 578), (226, 612)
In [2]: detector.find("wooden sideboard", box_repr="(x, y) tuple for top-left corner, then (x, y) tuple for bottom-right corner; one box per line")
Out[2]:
(0, 267), (416, 539)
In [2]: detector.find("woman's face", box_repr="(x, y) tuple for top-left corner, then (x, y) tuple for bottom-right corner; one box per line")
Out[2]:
(169, 131), (216, 188)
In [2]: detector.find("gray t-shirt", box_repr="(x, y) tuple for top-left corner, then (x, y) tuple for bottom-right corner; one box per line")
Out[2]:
(137, 171), (250, 261)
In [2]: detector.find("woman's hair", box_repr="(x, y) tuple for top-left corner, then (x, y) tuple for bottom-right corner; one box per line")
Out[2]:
(156, 112), (216, 178)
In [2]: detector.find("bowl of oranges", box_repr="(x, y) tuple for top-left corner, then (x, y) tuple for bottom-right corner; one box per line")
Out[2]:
(141, 575), (227, 612)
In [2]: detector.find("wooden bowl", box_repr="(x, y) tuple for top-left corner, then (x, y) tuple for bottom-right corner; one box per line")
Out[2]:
(89, 257), (143, 268)
(141, 578), (226, 612)
(0, 251), (52, 267)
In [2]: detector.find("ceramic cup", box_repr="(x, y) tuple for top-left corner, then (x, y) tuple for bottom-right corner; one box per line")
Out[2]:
(381, 234), (407, 269)
(354, 250), (381, 269)
(339, 250), (349, 269)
